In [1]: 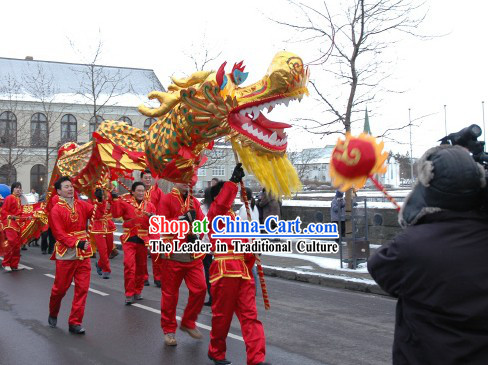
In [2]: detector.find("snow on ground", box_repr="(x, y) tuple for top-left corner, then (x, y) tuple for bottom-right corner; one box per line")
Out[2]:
(281, 199), (402, 209)
(262, 252), (369, 273)
(262, 265), (376, 285)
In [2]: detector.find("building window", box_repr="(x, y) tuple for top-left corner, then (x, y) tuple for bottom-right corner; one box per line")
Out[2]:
(144, 117), (156, 130)
(0, 164), (17, 185)
(212, 165), (225, 177)
(119, 116), (132, 126)
(197, 168), (206, 176)
(89, 115), (104, 139)
(31, 113), (48, 147)
(0, 111), (17, 147)
(61, 114), (77, 143)
(30, 164), (46, 194)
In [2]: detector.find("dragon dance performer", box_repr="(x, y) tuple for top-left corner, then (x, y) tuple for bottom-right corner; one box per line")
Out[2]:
(1, 182), (30, 272)
(141, 169), (164, 288)
(111, 181), (157, 305)
(48, 177), (104, 334)
(90, 189), (116, 279)
(157, 183), (206, 346)
(207, 164), (270, 365)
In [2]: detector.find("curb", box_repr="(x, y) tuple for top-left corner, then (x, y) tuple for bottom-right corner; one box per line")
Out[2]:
(113, 242), (388, 297)
(262, 266), (388, 297)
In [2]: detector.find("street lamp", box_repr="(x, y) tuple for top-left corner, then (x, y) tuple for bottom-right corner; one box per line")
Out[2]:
(409, 108), (414, 186)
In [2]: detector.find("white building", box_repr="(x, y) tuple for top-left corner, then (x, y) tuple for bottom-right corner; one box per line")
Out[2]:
(0, 56), (163, 193)
(292, 146), (334, 184)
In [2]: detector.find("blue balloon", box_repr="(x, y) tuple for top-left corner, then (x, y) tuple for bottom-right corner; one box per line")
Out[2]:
(0, 184), (11, 199)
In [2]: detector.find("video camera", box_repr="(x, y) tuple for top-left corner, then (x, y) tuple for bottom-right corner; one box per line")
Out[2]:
(439, 124), (488, 167)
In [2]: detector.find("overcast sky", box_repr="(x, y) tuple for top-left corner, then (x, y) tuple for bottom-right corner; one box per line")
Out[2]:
(1, 0), (487, 157)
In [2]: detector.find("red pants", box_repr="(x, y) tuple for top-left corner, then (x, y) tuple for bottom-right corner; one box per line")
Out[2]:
(93, 233), (114, 273)
(123, 242), (146, 297)
(151, 253), (161, 282)
(49, 259), (91, 326)
(2, 228), (22, 269)
(160, 259), (206, 333)
(208, 277), (266, 365)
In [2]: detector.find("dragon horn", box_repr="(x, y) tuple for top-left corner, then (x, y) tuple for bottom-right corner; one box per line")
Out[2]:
(138, 91), (180, 117)
(170, 71), (213, 88)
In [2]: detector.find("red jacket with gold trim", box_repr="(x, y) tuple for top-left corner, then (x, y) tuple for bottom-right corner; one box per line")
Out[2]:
(89, 200), (116, 234)
(157, 188), (205, 260)
(111, 196), (157, 245)
(145, 183), (164, 207)
(207, 181), (255, 283)
(1, 195), (22, 232)
(49, 198), (95, 259)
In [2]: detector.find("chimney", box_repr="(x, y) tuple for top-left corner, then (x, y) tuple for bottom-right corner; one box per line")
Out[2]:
(25, 56), (34, 61)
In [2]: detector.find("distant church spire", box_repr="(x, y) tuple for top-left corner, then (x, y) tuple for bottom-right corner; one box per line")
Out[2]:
(363, 108), (372, 135)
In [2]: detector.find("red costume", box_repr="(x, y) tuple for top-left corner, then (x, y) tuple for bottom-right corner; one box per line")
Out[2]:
(145, 183), (164, 285)
(207, 182), (266, 365)
(157, 188), (206, 334)
(112, 195), (157, 297)
(1, 194), (23, 269)
(48, 197), (96, 326)
(90, 199), (116, 274)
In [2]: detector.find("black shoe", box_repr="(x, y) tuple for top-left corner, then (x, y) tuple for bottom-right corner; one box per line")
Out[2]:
(68, 325), (85, 334)
(144, 280), (150, 286)
(42, 250), (48, 255)
(95, 262), (102, 276)
(208, 355), (232, 365)
(154, 280), (161, 288)
(204, 300), (212, 306)
(21, 246), (27, 251)
(48, 316), (57, 328)
(125, 296), (134, 305)
(91, 253), (97, 259)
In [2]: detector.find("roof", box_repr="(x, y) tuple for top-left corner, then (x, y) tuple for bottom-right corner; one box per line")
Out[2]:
(0, 57), (164, 108)
(293, 145), (335, 165)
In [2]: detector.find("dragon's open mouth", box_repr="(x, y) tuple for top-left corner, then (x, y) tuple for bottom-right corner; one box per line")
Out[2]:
(228, 94), (304, 152)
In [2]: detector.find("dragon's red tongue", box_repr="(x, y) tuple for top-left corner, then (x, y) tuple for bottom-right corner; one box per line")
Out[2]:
(254, 113), (292, 129)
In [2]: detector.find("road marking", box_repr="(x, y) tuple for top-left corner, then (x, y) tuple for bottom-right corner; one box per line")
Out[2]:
(44, 274), (110, 296)
(132, 303), (244, 342)
(0, 257), (33, 270)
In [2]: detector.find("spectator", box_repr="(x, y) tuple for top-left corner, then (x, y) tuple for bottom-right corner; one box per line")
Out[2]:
(258, 188), (281, 227)
(210, 177), (219, 187)
(237, 187), (259, 221)
(368, 145), (488, 364)
(31, 188), (39, 203)
(331, 190), (346, 241)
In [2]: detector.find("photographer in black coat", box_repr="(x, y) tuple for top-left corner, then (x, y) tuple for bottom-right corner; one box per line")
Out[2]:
(368, 145), (488, 365)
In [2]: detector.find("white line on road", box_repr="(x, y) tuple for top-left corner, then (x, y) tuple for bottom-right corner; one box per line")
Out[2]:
(44, 274), (110, 296)
(132, 303), (244, 342)
(0, 257), (33, 270)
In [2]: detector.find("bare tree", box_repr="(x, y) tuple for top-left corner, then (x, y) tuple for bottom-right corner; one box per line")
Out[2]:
(274, 0), (426, 138)
(274, 0), (426, 262)
(288, 148), (325, 183)
(0, 75), (35, 185)
(23, 64), (66, 191)
(70, 39), (132, 139)
(182, 32), (222, 72)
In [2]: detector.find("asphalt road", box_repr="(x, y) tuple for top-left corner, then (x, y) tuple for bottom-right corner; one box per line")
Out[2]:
(0, 248), (396, 365)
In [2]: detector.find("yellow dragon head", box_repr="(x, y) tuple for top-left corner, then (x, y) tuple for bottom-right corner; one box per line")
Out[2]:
(139, 51), (309, 196)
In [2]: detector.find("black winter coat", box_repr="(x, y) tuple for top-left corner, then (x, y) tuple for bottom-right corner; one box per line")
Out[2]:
(368, 210), (488, 365)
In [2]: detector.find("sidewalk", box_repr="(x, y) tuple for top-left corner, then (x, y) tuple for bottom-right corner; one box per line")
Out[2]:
(260, 252), (386, 296)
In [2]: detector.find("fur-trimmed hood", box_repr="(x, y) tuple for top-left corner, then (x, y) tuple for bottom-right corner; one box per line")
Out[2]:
(399, 145), (486, 227)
